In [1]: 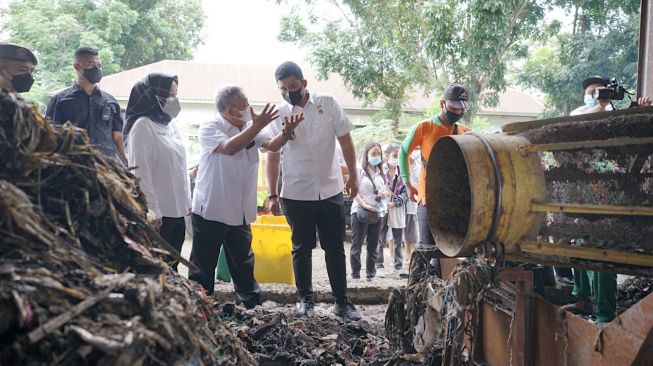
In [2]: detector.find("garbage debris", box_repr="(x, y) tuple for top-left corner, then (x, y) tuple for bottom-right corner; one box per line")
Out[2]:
(0, 91), (254, 365)
(616, 276), (653, 315)
(215, 301), (398, 366)
(385, 257), (492, 366)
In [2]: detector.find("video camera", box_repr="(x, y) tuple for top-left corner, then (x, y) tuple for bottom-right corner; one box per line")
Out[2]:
(592, 77), (627, 101)
(592, 77), (640, 108)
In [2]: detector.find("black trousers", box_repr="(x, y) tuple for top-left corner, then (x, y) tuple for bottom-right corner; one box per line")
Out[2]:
(417, 204), (441, 277)
(160, 216), (186, 272)
(188, 214), (261, 308)
(282, 193), (348, 302)
(350, 212), (381, 278)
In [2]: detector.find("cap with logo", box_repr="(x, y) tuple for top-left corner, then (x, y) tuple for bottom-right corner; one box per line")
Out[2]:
(581, 75), (607, 90)
(0, 42), (38, 65)
(443, 83), (469, 109)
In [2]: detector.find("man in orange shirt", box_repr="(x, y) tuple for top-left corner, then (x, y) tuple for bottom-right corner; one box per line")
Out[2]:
(398, 83), (471, 276)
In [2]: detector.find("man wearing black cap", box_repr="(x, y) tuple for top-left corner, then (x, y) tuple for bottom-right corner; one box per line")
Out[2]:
(398, 83), (472, 277)
(571, 75), (651, 115)
(0, 42), (37, 94)
(46, 47), (127, 164)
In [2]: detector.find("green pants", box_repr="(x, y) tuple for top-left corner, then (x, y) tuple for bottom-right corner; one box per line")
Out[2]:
(572, 269), (617, 323)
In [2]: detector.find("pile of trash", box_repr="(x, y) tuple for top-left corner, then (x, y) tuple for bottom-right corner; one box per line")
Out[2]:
(617, 276), (653, 314)
(0, 91), (254, 365)
(385, 254), (493, 366)
(215, 301), (400, 366)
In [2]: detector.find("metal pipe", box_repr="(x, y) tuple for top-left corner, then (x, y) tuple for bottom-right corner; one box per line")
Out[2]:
(518, 137), (653, 156)
(530, 201), (653, 217)
(519, 241), (653, 267)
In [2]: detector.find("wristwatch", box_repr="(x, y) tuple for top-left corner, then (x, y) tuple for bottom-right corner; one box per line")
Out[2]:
(268, 194), (279, 199)
(282, 130), (295, 140)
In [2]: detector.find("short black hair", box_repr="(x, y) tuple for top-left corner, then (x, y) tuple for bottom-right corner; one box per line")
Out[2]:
(275, 61), (304, 81)
(74, 47), (99, 62)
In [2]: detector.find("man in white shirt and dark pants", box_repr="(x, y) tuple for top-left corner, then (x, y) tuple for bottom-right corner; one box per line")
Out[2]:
(189, 85), (302, 308)
(266, 62), (362, 321)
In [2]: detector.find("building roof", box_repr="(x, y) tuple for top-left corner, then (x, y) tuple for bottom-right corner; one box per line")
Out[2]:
(97, 60), (543, 115)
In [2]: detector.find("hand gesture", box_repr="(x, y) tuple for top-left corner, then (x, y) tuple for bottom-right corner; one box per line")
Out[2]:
(638, 97), (652, 107)
(283, 113), (304, 134)
(252, 103), (279, 130)
(406, 183), (419, 202)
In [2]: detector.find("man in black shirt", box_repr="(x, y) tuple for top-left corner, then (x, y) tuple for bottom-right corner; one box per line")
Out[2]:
(46, 47), (127, 163)
(0, 42), (37, 94)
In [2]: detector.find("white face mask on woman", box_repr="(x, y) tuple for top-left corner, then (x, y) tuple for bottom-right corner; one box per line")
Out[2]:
(368, 156), (382, 166)
(160, 96), (181, 118)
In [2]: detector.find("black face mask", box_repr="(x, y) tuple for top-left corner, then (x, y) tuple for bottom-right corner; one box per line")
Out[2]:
(444, 110), (463, 124)
(286, 88), (304, 106)
(9, 72), (35, 93)
(82, 66), (103, 84)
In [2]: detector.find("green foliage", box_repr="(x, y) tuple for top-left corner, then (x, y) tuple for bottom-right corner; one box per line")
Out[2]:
(351, 119), (398, 156)
(470, 116), (495, 133)
(517, 1), (640, 116)
(279, 0), (549, 134)
(4, 0), (205, 105)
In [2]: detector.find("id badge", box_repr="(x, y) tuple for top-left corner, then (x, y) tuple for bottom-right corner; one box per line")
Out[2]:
(101, 105), (111, 121)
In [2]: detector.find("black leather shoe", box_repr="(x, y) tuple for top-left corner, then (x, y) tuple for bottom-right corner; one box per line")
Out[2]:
(297, 297), (315, 317)
(334, 298), (361, 321)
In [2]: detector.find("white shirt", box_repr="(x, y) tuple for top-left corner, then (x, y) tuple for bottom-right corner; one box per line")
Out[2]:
(406, 160), (420, 215)
(127, 117), (191, 219)
(351, 166), (389, 215)
(192, 116), (272, 226)
(267, 92), (354, 201)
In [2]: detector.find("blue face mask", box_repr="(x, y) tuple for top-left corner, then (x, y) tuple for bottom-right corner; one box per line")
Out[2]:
(584, 94), (597, 108)
(368, 156), (382, 166)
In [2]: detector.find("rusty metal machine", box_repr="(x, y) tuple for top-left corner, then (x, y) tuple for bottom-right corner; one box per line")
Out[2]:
(422, 106), (653, 365)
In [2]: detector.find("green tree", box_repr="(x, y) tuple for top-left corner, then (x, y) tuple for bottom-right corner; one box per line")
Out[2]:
(277, 0), (547, 133)
(3, 0), (205, 104)
(517, 1), (640, 116)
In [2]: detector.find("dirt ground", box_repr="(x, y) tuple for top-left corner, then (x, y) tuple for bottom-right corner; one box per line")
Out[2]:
(177, 236), (410, 305)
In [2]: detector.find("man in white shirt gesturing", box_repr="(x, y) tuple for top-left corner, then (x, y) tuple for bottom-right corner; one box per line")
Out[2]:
(189, 85), (302, 308)
(266, 62), (362, 321)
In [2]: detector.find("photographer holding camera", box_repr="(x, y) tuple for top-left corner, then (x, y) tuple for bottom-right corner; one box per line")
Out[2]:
(563, 75), (650, 323)
(570, 75), (651, 116)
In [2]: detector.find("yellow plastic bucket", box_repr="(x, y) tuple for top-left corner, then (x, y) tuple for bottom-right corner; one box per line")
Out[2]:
(251, 215), (295, 285)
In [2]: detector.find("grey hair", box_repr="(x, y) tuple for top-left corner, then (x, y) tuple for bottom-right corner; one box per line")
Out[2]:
(215, 85), (246, 112)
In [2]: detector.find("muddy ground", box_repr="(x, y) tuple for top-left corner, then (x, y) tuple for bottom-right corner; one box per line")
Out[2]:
(177, 237), (410, 305)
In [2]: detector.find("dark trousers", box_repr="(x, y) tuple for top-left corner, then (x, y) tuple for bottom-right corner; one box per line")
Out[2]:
(282, 194), (348, 302)
(417, 204), (441, 277)
(379, 221), (404, 270)
(350, 213), (381, 278)
(159, 216), (186, 272)
(188, 214), (261, 308)
(572, 269), (617, 323)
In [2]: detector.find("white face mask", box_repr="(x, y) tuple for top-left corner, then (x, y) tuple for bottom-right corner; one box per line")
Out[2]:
(237, 107), (251, 122)
(160, 96), (181, 118)
(387, 158), (398, 167)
